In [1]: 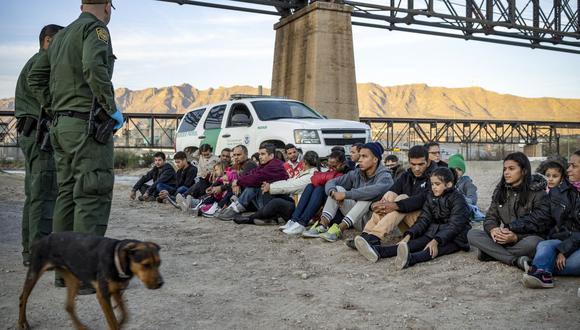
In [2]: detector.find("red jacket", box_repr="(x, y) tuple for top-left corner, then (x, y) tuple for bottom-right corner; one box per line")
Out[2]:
(311, 170), (343, 187)
(284, 160), (304, 178)
(238, 158), (289, 188)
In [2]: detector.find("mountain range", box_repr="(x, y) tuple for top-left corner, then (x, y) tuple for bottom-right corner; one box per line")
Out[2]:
(1, 83), (579, 122)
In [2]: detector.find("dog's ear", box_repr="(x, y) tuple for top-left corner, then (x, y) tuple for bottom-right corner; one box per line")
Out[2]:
(150, 242), (161, 251)
(122, 242), (139, 255)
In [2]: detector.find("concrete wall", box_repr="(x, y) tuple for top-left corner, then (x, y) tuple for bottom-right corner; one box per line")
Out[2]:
(271, 2), (358, 121)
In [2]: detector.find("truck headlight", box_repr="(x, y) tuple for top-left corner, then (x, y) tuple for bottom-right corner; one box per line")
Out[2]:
(294, 129), (320, 144)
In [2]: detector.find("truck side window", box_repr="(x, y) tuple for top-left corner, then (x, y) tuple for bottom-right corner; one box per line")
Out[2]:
(227, 103), (253, 127)
(204, 104), (226, 129)
(178, 108), (205, 133)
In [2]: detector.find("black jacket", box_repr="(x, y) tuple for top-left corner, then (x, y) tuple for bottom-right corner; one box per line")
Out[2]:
(389, 161), (437, 213)
(483, 173), (547, 236)
(509, 180), (580, 257)
(175, 162), (197, 188)
(405, 188), (472, 250)
(388, 164), (406, 181)
(133, 163), (176, 195)
(436, 160), (448, 168)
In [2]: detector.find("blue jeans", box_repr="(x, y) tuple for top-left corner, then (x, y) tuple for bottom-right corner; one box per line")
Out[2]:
(156, 182), (176, 196)
(290, 184), (327, 226)
(175, 186), (189, 196)
(237, 187), (262, 210)
(533, 239), (580, 275)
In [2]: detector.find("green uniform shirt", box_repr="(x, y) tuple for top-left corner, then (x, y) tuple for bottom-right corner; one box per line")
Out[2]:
(15, 50), (43, 119)
(28, 12), (116, 115)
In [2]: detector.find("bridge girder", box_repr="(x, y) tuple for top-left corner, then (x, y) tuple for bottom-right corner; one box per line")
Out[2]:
(157, 0), (580, 54)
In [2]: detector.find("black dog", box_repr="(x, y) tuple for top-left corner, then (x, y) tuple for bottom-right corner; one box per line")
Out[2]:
(18, 232), (163, 330)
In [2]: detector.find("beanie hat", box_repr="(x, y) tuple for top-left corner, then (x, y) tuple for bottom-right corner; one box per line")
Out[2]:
(362, 142), (384, 160)
(448, 154), (466, 173)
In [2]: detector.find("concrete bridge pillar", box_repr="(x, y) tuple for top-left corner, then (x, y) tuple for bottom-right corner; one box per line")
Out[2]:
(271, 1), (358, 121)
(523, 143), (542, 157)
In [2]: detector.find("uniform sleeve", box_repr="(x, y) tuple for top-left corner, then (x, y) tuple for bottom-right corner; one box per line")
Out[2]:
(27, 51), (51, 108)
(82, 23), (116, 115)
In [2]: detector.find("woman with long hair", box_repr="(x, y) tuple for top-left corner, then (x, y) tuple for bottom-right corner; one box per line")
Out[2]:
(467, 152), (547, 269)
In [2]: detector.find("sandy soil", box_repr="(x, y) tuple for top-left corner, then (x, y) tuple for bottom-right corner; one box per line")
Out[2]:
(1, 161), (579, 329)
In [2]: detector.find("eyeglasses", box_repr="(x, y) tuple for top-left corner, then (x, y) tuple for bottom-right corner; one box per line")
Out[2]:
(429, 151), (441, 155)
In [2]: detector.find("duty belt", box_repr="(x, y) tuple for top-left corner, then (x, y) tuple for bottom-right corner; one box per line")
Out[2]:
(55, 111), (91, 121)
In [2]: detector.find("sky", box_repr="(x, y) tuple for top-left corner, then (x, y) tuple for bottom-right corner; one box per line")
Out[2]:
(1, 0), (579, 99)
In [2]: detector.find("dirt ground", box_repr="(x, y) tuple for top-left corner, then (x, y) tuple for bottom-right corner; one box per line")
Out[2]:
(1, 161), (579, 329)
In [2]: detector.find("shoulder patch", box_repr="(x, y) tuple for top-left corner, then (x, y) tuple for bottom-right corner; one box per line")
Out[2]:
(95, 27), (109, 44)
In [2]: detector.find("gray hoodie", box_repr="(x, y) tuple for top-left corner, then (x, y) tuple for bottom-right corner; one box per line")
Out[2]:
(456, 175), (478, 206)
(325, 164), (393, 201)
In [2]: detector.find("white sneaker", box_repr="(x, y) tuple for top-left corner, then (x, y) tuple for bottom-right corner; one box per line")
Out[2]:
(230, 202), (240, 213)
(177, 194), (189, 212)
(279, 220), (295, 231)
(283, 222), (306, 235)
(202, 203), (219, 218)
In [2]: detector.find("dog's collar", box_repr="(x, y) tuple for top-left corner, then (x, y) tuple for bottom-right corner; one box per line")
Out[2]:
(115, 242), (131, 279)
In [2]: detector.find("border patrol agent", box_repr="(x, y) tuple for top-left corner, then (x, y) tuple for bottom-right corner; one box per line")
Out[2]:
(15, 25), (63, 267)
(28, 0), (123, 291)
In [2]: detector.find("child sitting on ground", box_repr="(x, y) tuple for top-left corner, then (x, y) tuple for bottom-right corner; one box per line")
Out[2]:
(447, 153), (485, 221)
(198, 162), (238, 217)
(536, 159), (567, 192)
(354, 167), (471, 270)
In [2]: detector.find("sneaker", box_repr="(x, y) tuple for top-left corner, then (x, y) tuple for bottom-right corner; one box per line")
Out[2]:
(394, 242), (410, 270)
(166, 196), (180, 209)
(177, 194), (191, 212)
(233, 214), (254, 224)
(216, 206), (238, 221)
(201, 203), (219, 218)
(301, 221), (327, 238)
(213, 207), (224, 218)
(234, 202), (246, 213)
(279, 220), (295, 231)
(515, 256), (531, 272)
(283, 222), (306, 235)
(354, 236), (379, 263)
(140, 195), (155, 202)
(319, 224), (342, 242)
(176, 194), (186, 211)
(522, 269), (554, 289)
(476, 249), (494, 262)
(345, 238), (356, 250)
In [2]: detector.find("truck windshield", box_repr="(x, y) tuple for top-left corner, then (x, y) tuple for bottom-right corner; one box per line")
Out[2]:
(251, 100), (323, 121)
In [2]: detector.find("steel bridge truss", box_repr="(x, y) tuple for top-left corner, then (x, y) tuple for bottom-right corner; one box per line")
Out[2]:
(157, 0), (580, 54)
(0, 112), (183, 150)
(360, 116), (580, 153)
(2, 112), (578, 153)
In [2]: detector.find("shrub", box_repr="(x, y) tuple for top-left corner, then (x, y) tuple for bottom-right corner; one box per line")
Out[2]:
(114, 150), (140, 169)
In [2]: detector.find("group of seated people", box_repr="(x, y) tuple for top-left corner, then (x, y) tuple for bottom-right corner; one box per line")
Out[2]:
(130, 142), (580, 290)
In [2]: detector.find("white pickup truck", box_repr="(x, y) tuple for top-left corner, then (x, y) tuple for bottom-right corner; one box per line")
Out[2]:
(175, 95), (370, 156)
